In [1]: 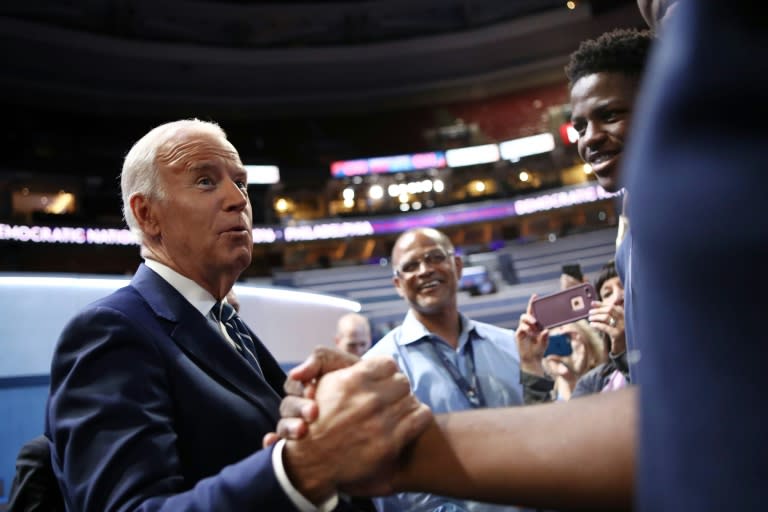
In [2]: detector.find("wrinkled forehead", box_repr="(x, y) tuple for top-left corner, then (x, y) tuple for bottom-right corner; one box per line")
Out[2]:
(156, 128), (241, 169)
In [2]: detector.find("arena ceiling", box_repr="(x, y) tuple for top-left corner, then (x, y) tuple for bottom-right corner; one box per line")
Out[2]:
(1, 0), (644, 118)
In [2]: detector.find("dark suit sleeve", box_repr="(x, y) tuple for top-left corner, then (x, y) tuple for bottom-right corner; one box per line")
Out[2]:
(46, 306), (296, 512)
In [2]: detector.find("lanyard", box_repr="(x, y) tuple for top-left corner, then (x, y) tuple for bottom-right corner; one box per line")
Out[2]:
(429, 337), (486, 408)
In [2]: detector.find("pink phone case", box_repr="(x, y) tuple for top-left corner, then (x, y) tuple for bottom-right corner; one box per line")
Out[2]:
(531, 283), (597, 329)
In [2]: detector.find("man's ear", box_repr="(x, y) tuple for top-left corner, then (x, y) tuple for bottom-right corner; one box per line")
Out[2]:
(453, 254), (464, 280)
(130, 194), (161, 238)
(393, 275), (406, 299)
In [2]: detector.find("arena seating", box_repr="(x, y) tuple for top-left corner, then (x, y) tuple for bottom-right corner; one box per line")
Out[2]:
(272, 227), (618, 337)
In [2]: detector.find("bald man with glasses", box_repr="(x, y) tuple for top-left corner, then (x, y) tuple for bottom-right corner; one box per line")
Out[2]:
(364, 227), (526, 512)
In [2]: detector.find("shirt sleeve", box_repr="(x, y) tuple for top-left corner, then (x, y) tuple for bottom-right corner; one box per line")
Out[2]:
(272, 439), (339, 512)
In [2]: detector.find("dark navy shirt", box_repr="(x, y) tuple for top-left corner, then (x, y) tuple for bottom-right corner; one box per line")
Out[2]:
(624, 2), (768, 510)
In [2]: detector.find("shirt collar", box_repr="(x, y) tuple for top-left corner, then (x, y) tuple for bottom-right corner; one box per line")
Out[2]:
(396, 310), (484, 350)
(144, 258), (217, 317)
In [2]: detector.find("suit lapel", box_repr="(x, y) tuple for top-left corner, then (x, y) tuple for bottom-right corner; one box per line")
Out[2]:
(131, 264), (283, 422)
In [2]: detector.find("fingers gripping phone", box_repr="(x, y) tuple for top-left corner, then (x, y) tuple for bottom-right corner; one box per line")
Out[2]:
(531, 283), (597, 329)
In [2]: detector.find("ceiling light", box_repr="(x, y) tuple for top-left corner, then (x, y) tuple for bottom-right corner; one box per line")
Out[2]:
(368, 184), (384, 200)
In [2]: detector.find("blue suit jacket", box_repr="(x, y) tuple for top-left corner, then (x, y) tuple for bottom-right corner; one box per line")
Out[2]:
(46, 264), (296, 511)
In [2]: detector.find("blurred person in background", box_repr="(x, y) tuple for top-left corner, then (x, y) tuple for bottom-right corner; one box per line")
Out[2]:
(335, 312), (373, 357)
(575, 260), (629, 395)
(516, 299), (608, 403)
(519, 260), (629, 401)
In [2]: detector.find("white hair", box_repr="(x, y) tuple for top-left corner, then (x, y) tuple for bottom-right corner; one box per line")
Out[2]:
(120, 118), (227, 241)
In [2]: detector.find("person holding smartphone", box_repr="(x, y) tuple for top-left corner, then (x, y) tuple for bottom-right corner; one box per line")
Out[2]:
(573, 260), (630, 396)
(516, 297), (607, 402)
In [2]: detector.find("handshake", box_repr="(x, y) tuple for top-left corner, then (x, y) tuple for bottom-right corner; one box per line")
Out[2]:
(262, 347), (635, 511)
(262, 347), (434, 505)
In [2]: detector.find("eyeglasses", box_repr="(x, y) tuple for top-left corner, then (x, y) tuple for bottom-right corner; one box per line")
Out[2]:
(395, 249), (454, 276)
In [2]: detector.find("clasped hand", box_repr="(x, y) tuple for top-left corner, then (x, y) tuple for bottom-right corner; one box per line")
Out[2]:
(265, 347), (432, 501)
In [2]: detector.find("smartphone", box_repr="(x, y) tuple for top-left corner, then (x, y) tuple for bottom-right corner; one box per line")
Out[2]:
(531, 283), (596, 329)
(544, 333), (572, 357)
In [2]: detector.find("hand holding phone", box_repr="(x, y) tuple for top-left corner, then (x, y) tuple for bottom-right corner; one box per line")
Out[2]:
(531, 283), (597, 329)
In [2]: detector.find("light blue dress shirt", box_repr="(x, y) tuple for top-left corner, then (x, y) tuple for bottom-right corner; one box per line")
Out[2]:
(365, 310), (524, 512)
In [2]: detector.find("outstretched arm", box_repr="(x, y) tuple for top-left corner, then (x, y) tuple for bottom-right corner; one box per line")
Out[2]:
(393, 387), (636, 511)
(270, 346), (636, 511)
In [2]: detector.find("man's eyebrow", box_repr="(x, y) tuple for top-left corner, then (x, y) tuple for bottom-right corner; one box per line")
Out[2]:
(188, 162), (218, 172)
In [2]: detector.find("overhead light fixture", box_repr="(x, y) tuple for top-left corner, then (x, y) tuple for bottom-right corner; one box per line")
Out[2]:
(274, 198), (290, 213)
(445, 144), (500, 168)
(245, 165), (280, 185)
(499, 133), (556, 162)
(368, 184), (384, 200)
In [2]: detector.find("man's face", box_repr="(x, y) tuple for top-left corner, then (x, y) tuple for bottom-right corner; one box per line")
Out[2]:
(392, 232), (461, 316)
(150, 130), (253, 292)
(336, 331), (371, 357)
(570, 72), (640, 193)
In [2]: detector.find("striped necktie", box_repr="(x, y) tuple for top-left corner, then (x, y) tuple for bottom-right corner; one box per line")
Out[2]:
(212, 301), (263, 376)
